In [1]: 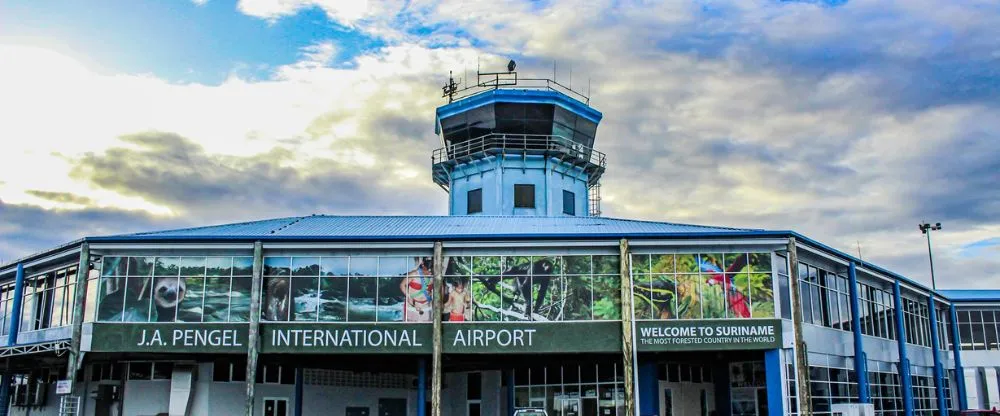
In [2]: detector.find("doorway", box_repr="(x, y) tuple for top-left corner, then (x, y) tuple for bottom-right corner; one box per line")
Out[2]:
(557, 398), (581, 416)
(658, 380), (714, 416)
(263, 398), (288, 416)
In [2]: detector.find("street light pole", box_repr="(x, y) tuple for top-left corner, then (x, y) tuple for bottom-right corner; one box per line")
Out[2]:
(919, 222), (942, 290)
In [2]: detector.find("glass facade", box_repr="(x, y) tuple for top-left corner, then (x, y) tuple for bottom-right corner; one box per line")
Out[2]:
(631, 252), (773, 320)
(454, 255), (621, 322)
(512, 362), (624, 416)
(95, 254), (629, 323)
(797, 262), (852, 331)
(954, 307), (1000, 350)
(901, 296), (932, 347)
(868, 360), (904, 416)
(807, 354), (859, 415)
(0, 282), (15, 336)
(17, 265), (78, 332)
(857, 282), (897, 340)
(440, 103), (598, 150)
(910, 366), (937, 416)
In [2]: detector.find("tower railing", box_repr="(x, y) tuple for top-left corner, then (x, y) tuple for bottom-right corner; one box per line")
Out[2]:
(431, 133), (606, 190)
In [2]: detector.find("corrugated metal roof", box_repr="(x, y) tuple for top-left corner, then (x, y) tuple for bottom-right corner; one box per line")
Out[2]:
(938, 290), (1000, 302)
(95, 215), (763, 240)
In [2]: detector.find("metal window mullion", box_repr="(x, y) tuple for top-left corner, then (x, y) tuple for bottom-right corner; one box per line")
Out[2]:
(199, 261), (207, 323)
(346, 256), (351, 322)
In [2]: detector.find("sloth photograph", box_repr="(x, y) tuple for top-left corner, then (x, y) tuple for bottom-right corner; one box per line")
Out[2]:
(98, 256), (253, 323)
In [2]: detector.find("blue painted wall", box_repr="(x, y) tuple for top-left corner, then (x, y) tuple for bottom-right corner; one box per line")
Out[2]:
(448, 155), (590, 216)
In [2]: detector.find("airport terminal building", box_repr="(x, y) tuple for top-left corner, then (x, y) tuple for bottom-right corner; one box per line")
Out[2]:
(1, 74), (998, 416)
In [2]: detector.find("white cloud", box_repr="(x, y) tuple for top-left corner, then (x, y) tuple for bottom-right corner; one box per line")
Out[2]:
(3, 0), (1000, 289)
(237, 0), (371, 25)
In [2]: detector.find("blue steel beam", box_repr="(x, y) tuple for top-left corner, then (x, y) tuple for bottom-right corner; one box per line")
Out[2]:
(949, 304), (968, 410)
(418, 359), (427, 416)
(927, 296), (947, 415)
(764, 349), (784, 416)
(294, 368), (303, 416)
(893, 281), (915, 416)
(7, 264), (25, 346)
(847, 262), (871, 403)
(637, 361), (658, 416)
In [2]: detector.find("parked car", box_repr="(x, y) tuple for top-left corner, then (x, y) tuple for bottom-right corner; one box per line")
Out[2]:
(513, 408), (548, 416)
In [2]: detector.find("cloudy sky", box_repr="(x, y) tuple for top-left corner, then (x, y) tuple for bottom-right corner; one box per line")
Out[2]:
(1, 0), (998, 288)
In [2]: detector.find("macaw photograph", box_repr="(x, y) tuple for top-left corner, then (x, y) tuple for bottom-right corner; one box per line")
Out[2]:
(631, 252), (774, 320)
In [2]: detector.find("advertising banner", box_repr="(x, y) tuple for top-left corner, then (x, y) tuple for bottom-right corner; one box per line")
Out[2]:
(635, 319), (781, 351)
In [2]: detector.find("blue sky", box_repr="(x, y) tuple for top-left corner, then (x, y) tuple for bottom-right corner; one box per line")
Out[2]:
(0, 1), (384, 83)
(0, 0), (998, 288)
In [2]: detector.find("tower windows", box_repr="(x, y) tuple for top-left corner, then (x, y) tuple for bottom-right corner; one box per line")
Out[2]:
(514, 184), (535, 209)
(467, 188), (483, 214)
(563, 190), (576, 216)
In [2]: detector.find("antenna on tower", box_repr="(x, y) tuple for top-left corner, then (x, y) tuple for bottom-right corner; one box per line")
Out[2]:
(442, 71), (459, 103)
(856, 240), (864, 266)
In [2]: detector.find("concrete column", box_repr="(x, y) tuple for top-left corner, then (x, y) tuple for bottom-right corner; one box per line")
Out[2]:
(637, 361), (658, 416)
(892, 281), (914, 416)
(7, 264), (24, 346)
(764, 349), (784, 416)
(619, 238), (637, 416)
(68, 243), (90, 394)
(245, 241), (264, 416)
(847, 262), (871, 403)
(786, 238), (812, 416)
(432, 242), (444, 416)
(928, 296), (948, 415)
(949, 304), (968, 410)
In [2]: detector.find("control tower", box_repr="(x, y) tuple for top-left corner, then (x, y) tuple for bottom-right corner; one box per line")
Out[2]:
(432, 62), (606, 217)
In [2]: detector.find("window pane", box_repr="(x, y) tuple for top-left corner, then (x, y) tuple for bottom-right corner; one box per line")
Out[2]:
(229, 277), (252, 322)
(128, 362), (152, 380)
(514, 184), (535, 208)
(203, 275), (232, 322)
(562, 190), (576, 216)
(153, 362), (172, 380)
(291, 275), (319, 321)
(468, 188), (483, 214)
(177, 276), (205, 322)
(262, 277), (290, 321)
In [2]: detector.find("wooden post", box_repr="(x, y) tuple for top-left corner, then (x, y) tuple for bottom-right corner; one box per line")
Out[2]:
(787, 237), (812, 416)
(245, 241), (264, 416)
(67, 242), (90, 394)
(619, 239), (636, 416)
(432, 242), (444, 416)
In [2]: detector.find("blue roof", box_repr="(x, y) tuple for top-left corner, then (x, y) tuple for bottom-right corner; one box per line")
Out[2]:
(938, 290), (1000, 302)
(436, 89), (603, 124)
(88, 215), (767, 241)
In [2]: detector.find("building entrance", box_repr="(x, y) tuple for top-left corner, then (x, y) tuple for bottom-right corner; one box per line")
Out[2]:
(657, 375), (714, 416)
(556, 397), (581, 416)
